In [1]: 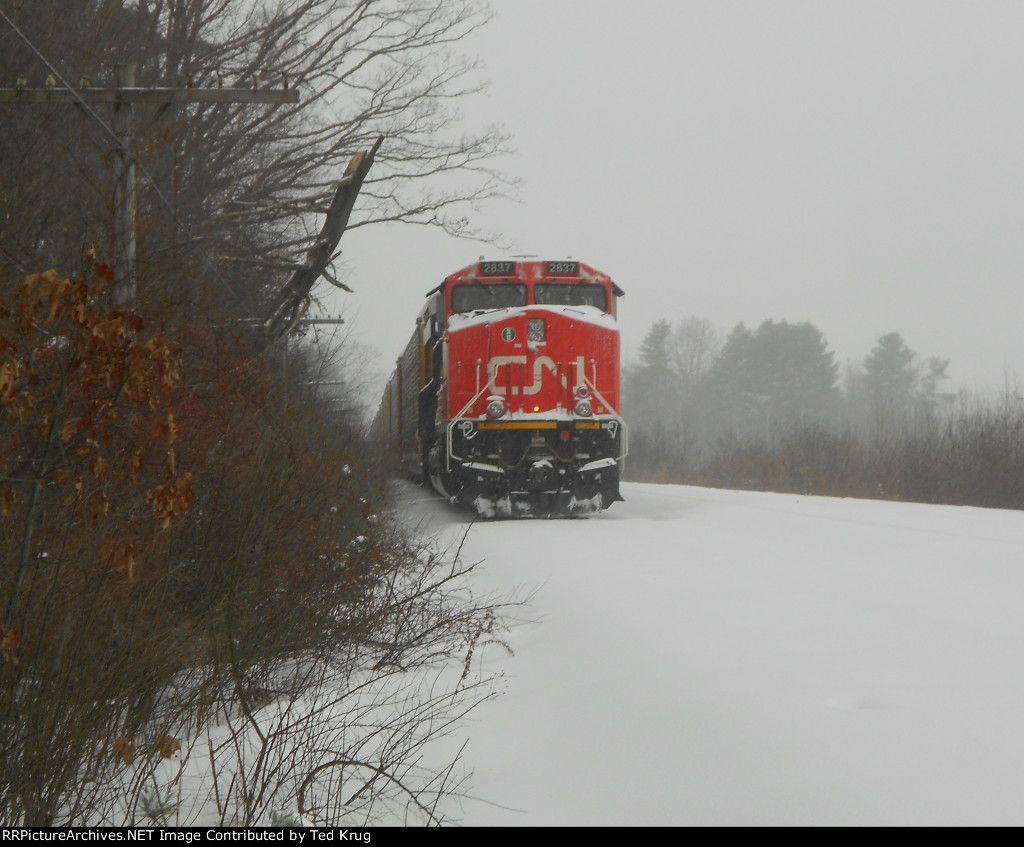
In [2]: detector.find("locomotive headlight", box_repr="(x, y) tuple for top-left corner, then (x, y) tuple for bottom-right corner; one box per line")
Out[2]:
(575, 398), (593, 417)
(575, 385), (590, 399)
(528, 318), (546, 343)
(486, 398), (506, 419)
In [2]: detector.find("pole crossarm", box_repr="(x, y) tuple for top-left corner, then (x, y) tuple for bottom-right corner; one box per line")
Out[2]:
(0, 87), (299, 105)
(0, 63), (300, 308)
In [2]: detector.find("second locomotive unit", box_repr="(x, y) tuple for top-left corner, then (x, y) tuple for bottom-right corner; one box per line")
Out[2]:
(375, 259), (627, 518)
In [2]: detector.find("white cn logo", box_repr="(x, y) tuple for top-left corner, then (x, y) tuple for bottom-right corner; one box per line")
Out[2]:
(487, 355), (587, 396)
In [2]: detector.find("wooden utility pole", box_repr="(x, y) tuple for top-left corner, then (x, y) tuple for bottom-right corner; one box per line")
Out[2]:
(0, 65), (299, 307)
(112, 63), (136, 307)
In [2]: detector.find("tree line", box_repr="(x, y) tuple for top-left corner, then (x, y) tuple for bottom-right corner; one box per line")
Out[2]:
(626, 316), (950, 463)
(623, 316), (1024, 510)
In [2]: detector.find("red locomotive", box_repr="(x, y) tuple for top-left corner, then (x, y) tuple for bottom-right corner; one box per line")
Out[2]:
(374, 259), (627, 517)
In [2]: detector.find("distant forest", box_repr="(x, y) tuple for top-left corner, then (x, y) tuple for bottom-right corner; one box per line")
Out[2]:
(624, 317), (1024, 510)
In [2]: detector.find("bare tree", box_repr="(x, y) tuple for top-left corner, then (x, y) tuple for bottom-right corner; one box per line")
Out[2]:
(672, 315), (722, 390)
(0, 0), (514, 317)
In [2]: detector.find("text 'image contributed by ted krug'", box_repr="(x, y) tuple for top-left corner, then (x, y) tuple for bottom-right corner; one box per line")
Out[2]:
(0, 830), (373, 843)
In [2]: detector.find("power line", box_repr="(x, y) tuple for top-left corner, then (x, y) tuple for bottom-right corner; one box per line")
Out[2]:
(0, 9), (298, 307)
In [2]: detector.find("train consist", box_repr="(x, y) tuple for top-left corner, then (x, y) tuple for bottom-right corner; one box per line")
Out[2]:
(373, 259), (627, 518)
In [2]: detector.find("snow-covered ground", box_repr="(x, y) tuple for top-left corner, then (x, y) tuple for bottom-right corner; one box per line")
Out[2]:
(397, 480), (1024, 826)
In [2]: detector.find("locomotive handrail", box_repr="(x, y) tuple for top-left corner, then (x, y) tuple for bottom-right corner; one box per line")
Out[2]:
(580, 374), (629, 462)
(446, 381), (493, 470)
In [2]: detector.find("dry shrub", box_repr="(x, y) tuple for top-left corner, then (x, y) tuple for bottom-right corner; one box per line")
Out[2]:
(646, 401), (1024, 511)
(0, 264), (511, 825)
(722, 425), (879, 498)
(0, 261), (194, 824)
(882, 399), (1024, 509)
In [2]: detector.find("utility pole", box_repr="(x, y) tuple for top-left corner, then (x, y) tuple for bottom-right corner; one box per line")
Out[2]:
(0, 65), (299, 307)
(112, 64), (136, 308)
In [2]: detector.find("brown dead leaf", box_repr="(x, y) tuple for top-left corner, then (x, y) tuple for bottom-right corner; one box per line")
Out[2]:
(112, 736), (136, 767)
(103, 540), (138, 581)
(154, 735), (181, 760)
(0, 626), (19, 665)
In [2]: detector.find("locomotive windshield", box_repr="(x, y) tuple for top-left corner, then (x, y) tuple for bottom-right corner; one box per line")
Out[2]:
(534, 283), (608, 311)
(451, 283), (528, 313)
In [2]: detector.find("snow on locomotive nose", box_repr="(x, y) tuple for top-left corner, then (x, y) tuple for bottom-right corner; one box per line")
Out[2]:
(373, 259), (627, 518)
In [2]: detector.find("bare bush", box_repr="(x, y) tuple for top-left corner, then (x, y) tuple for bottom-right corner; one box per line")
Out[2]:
(661, 394), (1024, 512)
(75, 531), (514, 827)
(0, 264), (515, 825)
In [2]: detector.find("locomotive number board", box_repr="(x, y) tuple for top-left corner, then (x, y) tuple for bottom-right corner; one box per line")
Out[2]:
(479, 261), (516, 276)
(545, 261), (580, 275)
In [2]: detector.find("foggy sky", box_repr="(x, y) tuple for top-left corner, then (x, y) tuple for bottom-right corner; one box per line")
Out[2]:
(334, 0), (1024, 398)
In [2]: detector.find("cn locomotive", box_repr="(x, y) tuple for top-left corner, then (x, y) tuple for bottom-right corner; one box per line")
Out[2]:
(373, 259), (627, 518)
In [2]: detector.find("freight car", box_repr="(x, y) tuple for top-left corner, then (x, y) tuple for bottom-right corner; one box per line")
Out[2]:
(373, 259), (627, 517)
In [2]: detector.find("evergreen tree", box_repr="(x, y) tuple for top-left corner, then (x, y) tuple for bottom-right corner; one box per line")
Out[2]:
(919, 356), (951, 409)
(863, 332), (918, 409)
(706, 319), (839, 438)
(625, 320), (676, 418)
(850, 333), (950, 428)
(637, 319), (672, 367)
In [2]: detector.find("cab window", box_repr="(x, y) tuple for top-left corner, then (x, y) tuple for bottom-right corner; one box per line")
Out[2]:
(534, 283), (608, 311)
(451, 283), (528, 313)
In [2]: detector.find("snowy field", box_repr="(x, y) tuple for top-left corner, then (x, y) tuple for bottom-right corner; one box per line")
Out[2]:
(396, 480), (1024, 826)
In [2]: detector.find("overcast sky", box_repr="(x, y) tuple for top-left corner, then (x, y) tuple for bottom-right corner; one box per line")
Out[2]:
(334, 0), (1024, 397)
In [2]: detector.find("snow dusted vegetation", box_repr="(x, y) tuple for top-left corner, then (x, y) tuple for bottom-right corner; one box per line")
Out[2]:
(395, 480), (1024, 826)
